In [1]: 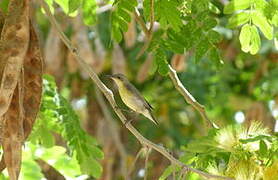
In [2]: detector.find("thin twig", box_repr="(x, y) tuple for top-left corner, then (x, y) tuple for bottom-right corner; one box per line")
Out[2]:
(134, 8), (153, 59)
(39, 1), (232, 179)
(96, 4), (113, 14)
(134, 9), (149, 37)
(178, 167), (189, 179)
(148, 0), (155, 34)
(95, 88), (129, 179)
(144, 147), (150, 180)
(128, 148), (144, 177)
(168, 65), (219, 129)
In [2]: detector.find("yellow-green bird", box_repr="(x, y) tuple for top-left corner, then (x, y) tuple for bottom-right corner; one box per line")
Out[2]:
(108, 74), (158, 125)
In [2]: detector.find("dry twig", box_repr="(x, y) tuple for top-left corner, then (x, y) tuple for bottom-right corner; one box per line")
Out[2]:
(134, 0), (155, 59)
(144, 147), (151, 180)
(39, 1), (232, 179)
(128, 147), (144, 177)
(168, 65), (219, 129)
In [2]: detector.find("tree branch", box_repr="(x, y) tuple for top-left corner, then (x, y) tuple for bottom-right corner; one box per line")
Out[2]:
(128, 148), (144, 177)
(39, 1), (232, 179)
(96, 4), (113, 14)
(144, 147), (151, 180)
(168, 65), (219, 129)
(134, 3), (218, 130)
(134, 8), (153, 59)
(148, 0), (155, 34)
(134, 9), (149, 37)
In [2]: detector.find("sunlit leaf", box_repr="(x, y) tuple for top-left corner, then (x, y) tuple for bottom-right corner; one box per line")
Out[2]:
(209, 2), (221, 14)
(82, 0), (97, 25)
(224, 0), (251, 14)
(239, 24), (252, 52)
(156, 0), (183, 31)
(69, 0), (83, 13)
(252, 11), (273, 40)
(228, 12), (250, 28)
(259, 140), (268, 157)
(250, 25), (261, 55)
(159, 165), (180, 180)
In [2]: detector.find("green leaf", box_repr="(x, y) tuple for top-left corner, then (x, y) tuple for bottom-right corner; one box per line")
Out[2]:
(207, 30), (222, 43)
(0, 0), (9, 13)
(254, 0), (268, 12)
(239, 24), (252, 52)
(149, 55), (158, 75)
(259, 140), (268, 156)
(252, 11), (273, 40)
(209, 47), (222, 67)
(195, 38), (210, 62)
(111, 0), (137, 42)
(143, 0), (151, 20)
(37, 75), (104, 179)
(114, 16), (129, 32)
(82, 0), (97, 25)
(120, 0), (135, 11)
(40, 125), (55, 148)
(228, 12), (250, 28)
(90, 146), (104, 159)
(209, 2), (221, 14)
(203, 17), (217, 30)
(250, 25), (261, 54)
(80, 155), (103, 178)
(156, 0), (183, 31)
(21, 151), (44, 180)
(272, 13), (278, 26)
(54, 0), (69, 14)
(192, 0), (209, 13)
(155, 49), (169, 75)
(69, 0), (82, 13)
(159, 165), (179, 180)
(43, 0), (55, 14)
(117, 8), (131, 23)
(112, 25), (123, 42)
(224, 0), (251, 14)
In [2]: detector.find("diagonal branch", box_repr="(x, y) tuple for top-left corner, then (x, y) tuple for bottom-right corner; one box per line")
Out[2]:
(168, 65), (219, 129)
(39, 1), (232, 179)
(134, 9), (150, 37)
(134, 2), (154, 59)
(148, 0), (155, 34)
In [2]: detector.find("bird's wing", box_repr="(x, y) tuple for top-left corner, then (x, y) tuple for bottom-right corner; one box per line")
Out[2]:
(144, 98), (154, 110)
(126, 83), (154, 110)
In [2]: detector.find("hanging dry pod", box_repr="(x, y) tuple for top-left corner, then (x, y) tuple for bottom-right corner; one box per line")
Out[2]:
(136, 53), (153, 83)
(44, 26), (66, 86)
(112, 43), (127, 75)
(124, 14), (137, 48)
(171, 54), (186, 72)
(92, 36), (106, 74)
(71, 14), (95, 79)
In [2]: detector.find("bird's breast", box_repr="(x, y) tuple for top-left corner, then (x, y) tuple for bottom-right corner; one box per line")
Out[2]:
(118, 86), (144, 112)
